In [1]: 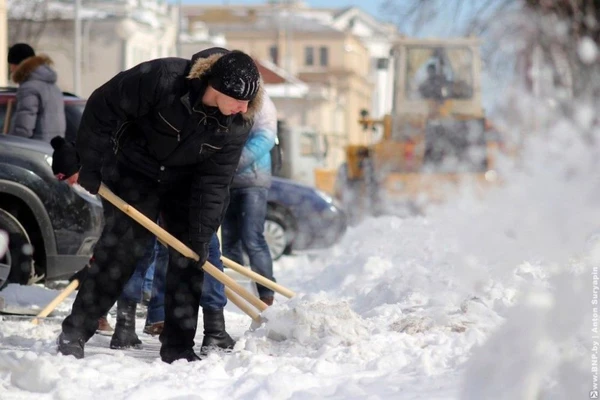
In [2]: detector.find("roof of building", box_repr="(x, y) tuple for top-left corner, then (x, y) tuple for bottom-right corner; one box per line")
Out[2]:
(198, 12), (342, 34)
(256, 59), (305, 86)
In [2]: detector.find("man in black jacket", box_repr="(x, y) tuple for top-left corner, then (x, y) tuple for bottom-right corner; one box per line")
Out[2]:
(56, 48), (263, 364)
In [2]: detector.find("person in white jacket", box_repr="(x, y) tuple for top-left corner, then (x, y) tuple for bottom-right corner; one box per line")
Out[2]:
(221, 93), (278, 305)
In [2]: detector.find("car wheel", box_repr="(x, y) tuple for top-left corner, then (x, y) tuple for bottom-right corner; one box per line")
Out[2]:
(0, 208), (34, 288)
(264, 211), (289, 260)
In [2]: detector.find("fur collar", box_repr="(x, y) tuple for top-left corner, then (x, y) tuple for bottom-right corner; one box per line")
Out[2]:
(12, 55), (54, 84)
(187, 53), (264, 121)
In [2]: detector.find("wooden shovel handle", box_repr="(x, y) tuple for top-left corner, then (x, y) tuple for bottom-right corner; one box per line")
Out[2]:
(224, 287), (262, 323)
(98, 184), (268, 313)
(31, 279), (79, 325)
(221, 257), (295, 298)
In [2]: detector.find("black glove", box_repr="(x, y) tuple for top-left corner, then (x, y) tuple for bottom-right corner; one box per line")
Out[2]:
(77, 168), (102, 194)
(50, 136), (80, 179)
(192, 241), (209, 268)
(68, 265), (90, 286)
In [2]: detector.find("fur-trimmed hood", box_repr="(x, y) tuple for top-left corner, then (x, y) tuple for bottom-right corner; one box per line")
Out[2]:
(187, 50), (264, 121)
(11, 54), (57, 84)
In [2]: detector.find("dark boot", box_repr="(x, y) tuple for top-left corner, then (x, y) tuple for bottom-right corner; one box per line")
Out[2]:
(109, 299), (142, 350)
(200, 309), (236, 354)
(57, 332), (85, 359)
(160, 347), (201, 364)
(260, 296), (274, 306)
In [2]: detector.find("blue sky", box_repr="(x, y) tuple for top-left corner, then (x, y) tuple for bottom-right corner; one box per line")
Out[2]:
(177, 0), (384, 19)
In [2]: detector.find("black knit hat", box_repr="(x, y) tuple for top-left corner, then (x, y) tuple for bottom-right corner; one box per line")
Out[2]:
(208, 51), (260, 101)
(8, 43), (35, 65)
(50, 136), (80, 179)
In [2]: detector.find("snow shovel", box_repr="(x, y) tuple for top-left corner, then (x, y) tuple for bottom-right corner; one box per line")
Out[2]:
(221, 257), (295, 298)
(97, 183), (269, 324)
(31, 267), (264, 325)
(31, 279), (79, 325)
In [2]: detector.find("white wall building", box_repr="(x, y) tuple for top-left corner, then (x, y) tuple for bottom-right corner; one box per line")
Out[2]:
(7, 0), (178, 98)
(330, 7), (399, 120)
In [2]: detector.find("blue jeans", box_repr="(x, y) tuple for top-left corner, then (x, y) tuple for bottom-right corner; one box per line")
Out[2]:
(222, 187), (275, 298)
(129, 234), (227, 324)
(200, 234), (227, 311)
(121, 239), (168, 325)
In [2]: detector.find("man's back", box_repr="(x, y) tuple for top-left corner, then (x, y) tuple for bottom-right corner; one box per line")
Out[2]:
(10, 54), (66, 141)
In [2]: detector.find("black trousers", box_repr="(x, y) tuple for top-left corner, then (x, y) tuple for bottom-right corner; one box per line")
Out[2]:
(61, 165), (204, 351)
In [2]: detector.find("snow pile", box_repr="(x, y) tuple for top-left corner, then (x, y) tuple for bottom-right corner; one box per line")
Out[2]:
(253, 295), (369, 345)
(444, 94), (600, 399)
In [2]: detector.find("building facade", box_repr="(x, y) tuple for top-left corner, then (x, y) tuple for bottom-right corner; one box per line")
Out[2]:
(182, 2), (393, 170)
(7, 0), (178, 98)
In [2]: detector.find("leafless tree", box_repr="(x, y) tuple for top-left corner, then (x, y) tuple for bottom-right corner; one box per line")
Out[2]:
(380, 0), (600, 98)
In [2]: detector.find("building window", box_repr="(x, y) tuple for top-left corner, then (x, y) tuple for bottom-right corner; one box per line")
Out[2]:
(269, 45), (279, 65)
(305, 46), (314, 66)
(377, 58), (389, 70)
(319, 47), (328, 67)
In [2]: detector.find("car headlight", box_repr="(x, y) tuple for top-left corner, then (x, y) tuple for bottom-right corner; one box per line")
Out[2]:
(45, 154), (53, 168)
(315, 189), (334, 204)
(315, 189), (345, 212)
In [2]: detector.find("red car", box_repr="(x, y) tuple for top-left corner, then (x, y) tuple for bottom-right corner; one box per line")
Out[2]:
(0, 86), (85, 142)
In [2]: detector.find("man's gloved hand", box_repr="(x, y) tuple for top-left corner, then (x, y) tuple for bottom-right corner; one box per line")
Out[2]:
(50, 136), (80, 180)
(68, 264), (90, 287)
(77, 168), (102, 195)
(191, 241), (209, 268)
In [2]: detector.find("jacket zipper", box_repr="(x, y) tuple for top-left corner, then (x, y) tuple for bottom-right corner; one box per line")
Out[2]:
(158, 112), (181, 142)
(193, 107), (230, 132)
(199, 143), (223, 155)
(112, 121), (131, 155)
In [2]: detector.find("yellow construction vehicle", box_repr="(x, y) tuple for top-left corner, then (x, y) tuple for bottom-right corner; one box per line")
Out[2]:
(319, 36), (501, 219)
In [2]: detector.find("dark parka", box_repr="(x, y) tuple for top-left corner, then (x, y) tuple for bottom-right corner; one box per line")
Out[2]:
(76, 48), (263, 244)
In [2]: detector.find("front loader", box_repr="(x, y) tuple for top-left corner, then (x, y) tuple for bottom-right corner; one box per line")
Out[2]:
(331, 36), (501, 220)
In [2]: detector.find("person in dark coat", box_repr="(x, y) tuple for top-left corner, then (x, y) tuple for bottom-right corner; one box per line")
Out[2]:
(8, 43), (66, 141)
(56, 47), (263, 364)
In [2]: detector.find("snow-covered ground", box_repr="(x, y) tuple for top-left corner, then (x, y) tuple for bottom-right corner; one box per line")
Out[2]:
(0, 88), (595, 400)
(0, 125), (593, 398)
(0, 219), (501, 400)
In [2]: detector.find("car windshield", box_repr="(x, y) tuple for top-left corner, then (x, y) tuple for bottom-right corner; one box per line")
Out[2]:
(404, 46), (474, 101)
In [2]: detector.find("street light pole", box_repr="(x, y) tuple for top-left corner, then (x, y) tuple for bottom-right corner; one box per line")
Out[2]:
(176, 0), (182, 57)
(73, 0), (81, 95)
(0, 0), (7, 87)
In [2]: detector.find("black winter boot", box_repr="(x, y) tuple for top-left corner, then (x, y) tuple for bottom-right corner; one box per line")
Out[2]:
(160, 347), (202, 364)
(200, 309), (236, 354)
(57, 332), (85, 359)
(110, 299), (142, 350)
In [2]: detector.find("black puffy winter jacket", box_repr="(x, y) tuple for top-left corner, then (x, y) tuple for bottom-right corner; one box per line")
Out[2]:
(76, 48), (263, 243)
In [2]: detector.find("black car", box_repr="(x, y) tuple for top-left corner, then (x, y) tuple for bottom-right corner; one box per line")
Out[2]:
(0, 89), (103, 287)
(0, 135), (103, 287)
